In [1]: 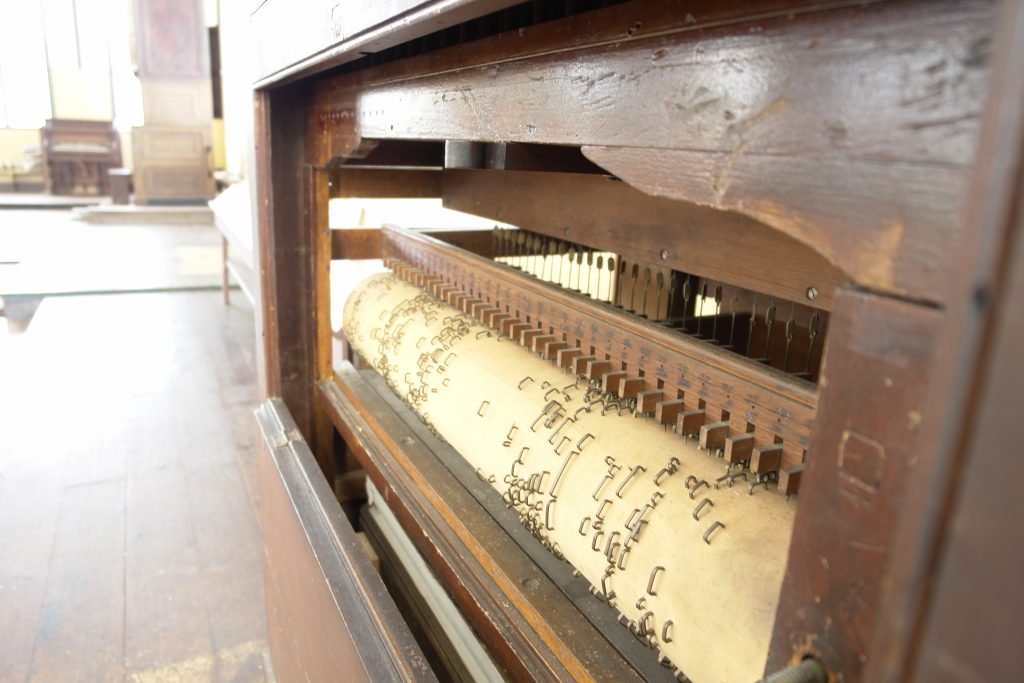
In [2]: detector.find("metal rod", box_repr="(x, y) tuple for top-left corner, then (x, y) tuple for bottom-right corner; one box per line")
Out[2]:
(760, 659), (828, 683)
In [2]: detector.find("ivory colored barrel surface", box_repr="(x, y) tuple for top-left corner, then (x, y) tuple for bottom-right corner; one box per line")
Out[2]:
(344, 273), (796, 683)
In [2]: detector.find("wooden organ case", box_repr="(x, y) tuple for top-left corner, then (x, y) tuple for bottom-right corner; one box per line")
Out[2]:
(252, 1), (1024, 681)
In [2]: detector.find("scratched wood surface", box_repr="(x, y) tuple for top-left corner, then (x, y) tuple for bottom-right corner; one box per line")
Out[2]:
(864, 2), (1024, 679)
(0, 292), (266, 683)
(910, 158), (1024, 682)
(312, 0), (994, 304)
(766, 288), (942, 680)
(441, 169), (846, 310)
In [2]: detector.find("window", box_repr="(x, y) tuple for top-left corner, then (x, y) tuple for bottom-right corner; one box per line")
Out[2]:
(0, 0), (142, 130)
(0, 0), (52, 128)
(106, 1), (143, 131)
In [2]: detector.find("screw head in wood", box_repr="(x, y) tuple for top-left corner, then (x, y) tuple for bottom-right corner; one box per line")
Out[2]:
(806, 286), (818, 301)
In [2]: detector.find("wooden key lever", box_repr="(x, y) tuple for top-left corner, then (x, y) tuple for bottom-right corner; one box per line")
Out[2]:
(520, 328), (543, 348)
(556, 347), (581, 370)
(602, 371), (628, 395)
(573, 355), (597, 376)
(480, 308), (501, 326)
(531, 334), (556, 354)
(499, 315), (520, 335)
(699, 421), (730, 452)
(509, 323), (530, 341)
(749, 444), (783, 495)
(676, 409), (705, 438)
(541, 339), (566, 359)
(724, 433), (755, 466)
(713, 433), (756, 488)
(636, 390), (661, 416)
(655, 399), (684, 427)
(778, 463), (804, 500)
(586, 359), (612, 382)
(619, 377), (644, 400)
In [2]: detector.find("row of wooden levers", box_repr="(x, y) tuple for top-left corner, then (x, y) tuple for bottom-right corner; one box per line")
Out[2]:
(387, 256), (808, 502)
(489, 227), (828, 385)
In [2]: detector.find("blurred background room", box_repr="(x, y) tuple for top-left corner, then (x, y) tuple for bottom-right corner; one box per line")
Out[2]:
(0, 1), (270, 681)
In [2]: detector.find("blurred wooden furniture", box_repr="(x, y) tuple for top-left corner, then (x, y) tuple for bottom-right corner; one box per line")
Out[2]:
(209, 181), (255, 305)
(251, 1), (1024, 681)
(108, 169), (132, 205)
(40, 119), (122, 195)
(130, 0), (214, 204)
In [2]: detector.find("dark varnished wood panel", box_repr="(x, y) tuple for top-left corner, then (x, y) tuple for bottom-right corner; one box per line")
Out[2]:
(331, 228), (495, 261)
(767, 288), (942, 681)
(313, 0), (994, 303)
(442, 169), (846, 309)
(330, 168), (442, 199)
(260, 433), (370, 683)
(583, 147), (964, 303)
(423, 228), (496, 258)
(338, 0), (989, 166)
(865, 2), (1024, 679)
(257, 398), (433, 682)
(333, 229), (384, 260)
(911, 175), (1024, 681)
(256, 83), (340, 481)
(311, 167), (338, 473)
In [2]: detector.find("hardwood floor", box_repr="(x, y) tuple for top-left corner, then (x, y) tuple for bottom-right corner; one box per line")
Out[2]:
(0, 209), (221, 297)
(0, 291), (267, 683)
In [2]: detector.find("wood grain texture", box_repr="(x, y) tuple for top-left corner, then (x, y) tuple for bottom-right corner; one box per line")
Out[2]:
(331, 228), (497, 261)
(258, 398), (433, 683)
(442, 169), (845, 309)
(911, 166), (1024, 681)
(583, 147), (964, 303)
(312, 0), (994, 303)
(255, 89), (282, 399)
(767, 288), (942, 681)
(330, 168), (442, 198)
(310, 167), (337, 475)
(332, 229), (385, 260)
(0, 291), (266, 683)
(864, 1), (1024, 679)
(256, 82), (338, 482)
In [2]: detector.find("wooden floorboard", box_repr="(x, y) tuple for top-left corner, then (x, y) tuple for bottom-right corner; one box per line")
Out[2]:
(28, 478), (127, 683)
(0, 290), (267, 683)
(0, 208), (222, 296)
